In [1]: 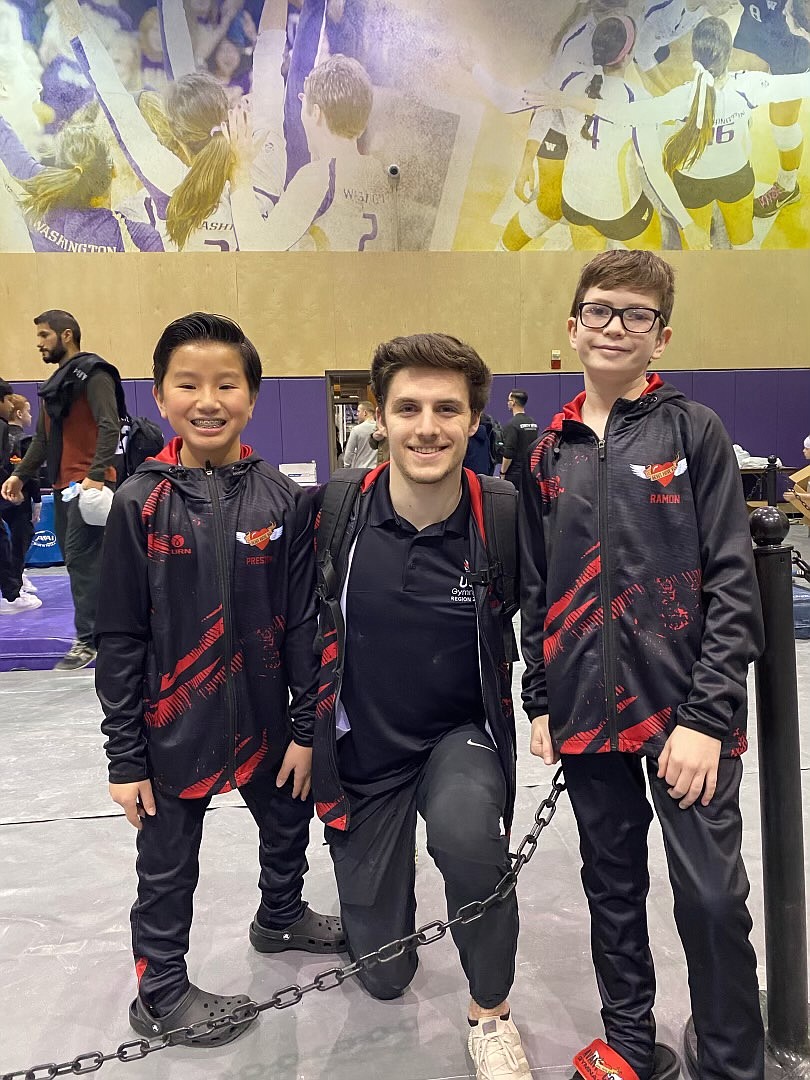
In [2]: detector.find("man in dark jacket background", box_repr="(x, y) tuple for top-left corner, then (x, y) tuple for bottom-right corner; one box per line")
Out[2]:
(1, 310), (121, 668)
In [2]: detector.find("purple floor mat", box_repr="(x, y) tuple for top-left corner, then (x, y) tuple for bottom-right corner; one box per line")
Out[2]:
(0, 573), (79, 671)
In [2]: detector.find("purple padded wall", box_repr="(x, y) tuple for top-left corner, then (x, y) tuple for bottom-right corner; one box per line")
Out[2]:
(559, 373), (584, 414)
(734, 371), (779, 458)
(133, 381), (174, 444)
(692, 371), (736, 440)
(246, 379), (282, 465)
(278, 378), (330, 482)
(660, 370), (693, 399)
(776, 369), (810, 466)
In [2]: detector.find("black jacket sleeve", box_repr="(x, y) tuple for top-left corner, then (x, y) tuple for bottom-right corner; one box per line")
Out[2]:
(519, 442), (550, 721)
(282, 489), (319, 747)
(676, 408), (764, 740)
(13, 409), (47, 483)
(94, 483), (151, 782)
(86, 371), (122, 482)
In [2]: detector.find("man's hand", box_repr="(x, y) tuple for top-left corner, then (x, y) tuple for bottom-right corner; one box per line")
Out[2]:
(109, 779), (156, 829)
(657, 726), (721, 809)
(81, 477), (105, 491)
(276, 742), (312, 799)
(530, 714), (559, 765)
(1, 475), (23, 503)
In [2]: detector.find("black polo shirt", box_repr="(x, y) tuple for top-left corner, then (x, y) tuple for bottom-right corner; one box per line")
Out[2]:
(337, 472), (486, 796)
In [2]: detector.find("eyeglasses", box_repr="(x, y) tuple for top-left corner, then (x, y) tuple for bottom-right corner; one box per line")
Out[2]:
(577, 302), (663, 334)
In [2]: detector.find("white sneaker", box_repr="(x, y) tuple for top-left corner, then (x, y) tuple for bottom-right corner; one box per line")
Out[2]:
(0, 593), (43, 614)
(21, 574), (38, 594)
(468, 1017), (532, 1079)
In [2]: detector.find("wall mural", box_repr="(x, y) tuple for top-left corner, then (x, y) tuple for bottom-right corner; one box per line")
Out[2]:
(1, 0), (809, 252)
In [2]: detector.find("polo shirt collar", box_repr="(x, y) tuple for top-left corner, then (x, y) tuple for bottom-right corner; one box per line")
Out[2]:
(369, 468), (470, 537)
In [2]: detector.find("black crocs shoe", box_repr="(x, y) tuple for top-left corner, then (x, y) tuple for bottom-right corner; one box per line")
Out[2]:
(129, 984), (257, 1047)
(571, 1042), (680, 1080)
(249, 903), (346, 954)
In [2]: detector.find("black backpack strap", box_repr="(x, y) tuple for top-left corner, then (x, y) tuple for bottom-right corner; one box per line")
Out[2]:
(314, 469), (369, 654)
(478, 475), (519, 619)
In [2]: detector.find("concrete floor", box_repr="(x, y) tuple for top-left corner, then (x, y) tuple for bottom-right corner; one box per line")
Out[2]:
(1, 522), (809, 1080)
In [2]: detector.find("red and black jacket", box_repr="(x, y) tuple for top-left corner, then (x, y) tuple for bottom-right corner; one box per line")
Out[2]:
(95, 439), (319, 798)
(311, 464), (518, 833)
(520, 376), (764, 758)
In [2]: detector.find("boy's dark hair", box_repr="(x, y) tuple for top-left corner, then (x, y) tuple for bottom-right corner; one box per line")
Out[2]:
(34, 309), (82, 347)
(570, 250), (676, 326)
(510, 389), (528, 407)
(370, 332), (491, 415)
(0, 378), (13, 400)
(153, 312), (262, 396)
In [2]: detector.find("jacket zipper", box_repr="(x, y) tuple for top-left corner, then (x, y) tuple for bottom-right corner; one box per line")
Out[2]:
(329, 522), (365, 798)
(205, 461), (238, 790)
(596, 435), (620, 751)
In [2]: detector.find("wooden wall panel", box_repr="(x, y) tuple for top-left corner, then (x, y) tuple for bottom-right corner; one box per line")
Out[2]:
(332, 252), (522, 373)
(235, 253), (335, 378)
(2, 251), (809, 381)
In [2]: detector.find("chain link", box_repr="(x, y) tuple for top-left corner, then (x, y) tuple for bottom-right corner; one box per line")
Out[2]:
(2, 769), (565, 1080)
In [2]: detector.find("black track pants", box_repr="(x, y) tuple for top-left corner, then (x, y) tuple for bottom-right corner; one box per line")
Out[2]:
(132, 774), (312, 1014)
(328, 724), (518, 1008)
(2, 504), (34, 585)
(562, 752), (763, 1080)
(53, 495), (104, 645)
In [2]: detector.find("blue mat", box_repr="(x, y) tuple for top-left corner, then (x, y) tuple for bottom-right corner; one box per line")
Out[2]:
(0, 573), (77, 671)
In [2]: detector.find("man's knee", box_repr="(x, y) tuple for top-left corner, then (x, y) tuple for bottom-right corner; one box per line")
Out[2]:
(354, 954), (418, 1000)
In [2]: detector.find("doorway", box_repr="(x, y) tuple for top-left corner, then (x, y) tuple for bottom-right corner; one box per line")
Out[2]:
(326, 370), (375, 473)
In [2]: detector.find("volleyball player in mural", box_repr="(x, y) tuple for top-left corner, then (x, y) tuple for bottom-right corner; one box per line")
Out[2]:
(486, 0), (627, 253)
(732, 0), (810, 217)
(0, 116), (163, 251)
(634, 0), (738, 91)
(228, 51), (395, 251)
(493, 15), (707, 252)
(51, 0), (287, 251)
(543, 14), (810, 249)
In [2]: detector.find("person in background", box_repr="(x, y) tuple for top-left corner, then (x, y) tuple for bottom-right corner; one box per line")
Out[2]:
(341, 399), (377, 468)
(501, 390), (537, 491)
(1, 310), (121, 666)
(0, 378), (41, 613)
(2, 393), (41, 601)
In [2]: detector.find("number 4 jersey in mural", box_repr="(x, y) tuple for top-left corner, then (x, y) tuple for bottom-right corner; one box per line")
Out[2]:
(1, 0), (810, 252)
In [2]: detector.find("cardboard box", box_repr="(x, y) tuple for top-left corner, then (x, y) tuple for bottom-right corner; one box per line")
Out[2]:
(785, 463), (810, 525)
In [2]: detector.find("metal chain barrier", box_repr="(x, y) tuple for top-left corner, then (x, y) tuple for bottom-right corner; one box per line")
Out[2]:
(2, 769), (566, 1080)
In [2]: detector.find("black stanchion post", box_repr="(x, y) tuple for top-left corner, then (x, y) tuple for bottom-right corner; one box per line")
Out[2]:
(765, 456), (779, 508)
(684, 505), (810, 1079)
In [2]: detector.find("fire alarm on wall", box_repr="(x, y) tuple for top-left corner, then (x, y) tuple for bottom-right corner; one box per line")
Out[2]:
(550, 349), (561, 370)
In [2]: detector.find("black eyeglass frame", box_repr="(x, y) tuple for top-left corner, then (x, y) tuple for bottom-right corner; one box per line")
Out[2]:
(576, 302), (664, 334)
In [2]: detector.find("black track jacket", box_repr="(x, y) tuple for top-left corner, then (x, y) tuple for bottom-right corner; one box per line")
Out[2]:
(95, 438), (319, 797)
(520, 375), (763, 758)
(311, 465), (518, 833)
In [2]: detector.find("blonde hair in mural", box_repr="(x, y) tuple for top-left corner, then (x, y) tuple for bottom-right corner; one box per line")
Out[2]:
(141, 73), (234, 250)
(662, 18), (732, 176)
(16, 124), (114, 219)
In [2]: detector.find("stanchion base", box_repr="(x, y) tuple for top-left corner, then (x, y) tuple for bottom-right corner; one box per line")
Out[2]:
(683, 995), (810, 1079)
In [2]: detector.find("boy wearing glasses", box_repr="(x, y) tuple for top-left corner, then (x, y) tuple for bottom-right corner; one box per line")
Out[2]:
(520, 250), (764, 1080)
